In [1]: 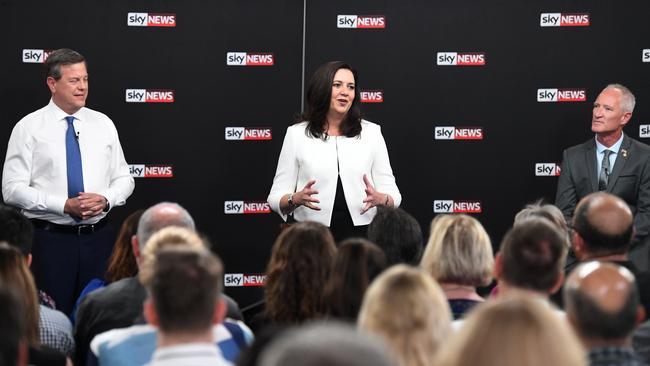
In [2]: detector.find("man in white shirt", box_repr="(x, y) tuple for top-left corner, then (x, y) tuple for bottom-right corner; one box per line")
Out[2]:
(2, 48), (134, 315)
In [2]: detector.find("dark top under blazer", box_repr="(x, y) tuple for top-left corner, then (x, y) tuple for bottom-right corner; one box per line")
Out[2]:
(555, 134), (650, 242)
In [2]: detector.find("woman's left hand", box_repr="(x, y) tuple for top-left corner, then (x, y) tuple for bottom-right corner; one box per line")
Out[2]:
(361, 174), (390, 214)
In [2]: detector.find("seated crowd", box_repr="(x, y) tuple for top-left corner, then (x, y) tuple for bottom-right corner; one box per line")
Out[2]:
(2, 192), (650, 365)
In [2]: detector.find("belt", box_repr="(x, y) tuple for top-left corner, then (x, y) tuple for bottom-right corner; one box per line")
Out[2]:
(30, 218), (109, 235)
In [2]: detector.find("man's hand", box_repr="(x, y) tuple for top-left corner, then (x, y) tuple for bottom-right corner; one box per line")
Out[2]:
(64, 192), (107, 220)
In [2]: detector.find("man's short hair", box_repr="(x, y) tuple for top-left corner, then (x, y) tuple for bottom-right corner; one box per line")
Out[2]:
(259, 322), (395, 366)
(514, 201), (570, 247)
(367, 207), (423, 265)
(0, 205), (33, 256)
(573, 195), (633, 255)
(500, 218), (568, 292)
(564, 263), (639, 340)
(605, 83), (636, 114)
(136, 202), (195, 250)
(146, 247), (223, 334)
(0, 287), (25, 366)
(45, 48), (86, 80)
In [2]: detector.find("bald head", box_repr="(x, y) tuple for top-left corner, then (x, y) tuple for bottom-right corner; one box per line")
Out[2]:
(564, 262), (640, 342)
(573, 192), (634, 255)
(137, 202), (195, 250)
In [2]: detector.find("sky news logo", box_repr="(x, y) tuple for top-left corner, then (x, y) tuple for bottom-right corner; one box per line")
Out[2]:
(337, 15), (386, 28)
(125, 89), (174, 103)
(640, 125), (650, 138)
(127, 13), (176, 27)
(537, 88), (586, 102)
(434, 200), (482, 213)
(535, 163), (561, 176)
(226, 52), (274, 66)
(434, 127), (484, 140)
(437, 52), (486, 66)
(224, 273), (267, 287)
(129, 164), (174, 178)
(360, 90), (383, 103)
(22, 49), (52, 63)
(225, 127), (272, 140)
(224, 201), (271, 214)
(540, 13), (589, 27)
(643, 49), (650, 63)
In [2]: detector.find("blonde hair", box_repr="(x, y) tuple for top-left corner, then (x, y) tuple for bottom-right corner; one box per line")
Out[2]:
(139, 226), (206, 285)
(420, 214), (493, 286)
(435, 297), (586, 366)
(358, 265), (452, 366)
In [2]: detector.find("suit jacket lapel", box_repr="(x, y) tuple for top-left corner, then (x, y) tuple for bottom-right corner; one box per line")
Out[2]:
(607, 134), (632, 191)
(584, 140), (598, 192)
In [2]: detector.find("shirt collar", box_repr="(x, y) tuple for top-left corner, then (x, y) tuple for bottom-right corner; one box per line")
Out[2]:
(48, 99), (84, 122)
(595, 133), (624, 155)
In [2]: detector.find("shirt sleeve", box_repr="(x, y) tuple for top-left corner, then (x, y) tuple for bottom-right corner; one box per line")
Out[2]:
(371, 125), (401, 207)
(2, 122), (68, 214)
(267, 126), (299, 221)
(97, 121), (134, 210)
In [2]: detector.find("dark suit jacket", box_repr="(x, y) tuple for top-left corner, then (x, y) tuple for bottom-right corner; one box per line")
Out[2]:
(555, 134), (650, 242)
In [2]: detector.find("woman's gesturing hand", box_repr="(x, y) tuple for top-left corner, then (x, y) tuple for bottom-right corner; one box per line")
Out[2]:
(361, 174), (390, 214)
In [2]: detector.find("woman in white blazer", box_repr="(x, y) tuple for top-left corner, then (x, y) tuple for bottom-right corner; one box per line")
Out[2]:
(268, 61), (401, 241)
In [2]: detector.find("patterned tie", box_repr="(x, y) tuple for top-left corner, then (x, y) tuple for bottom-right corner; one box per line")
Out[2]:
(598, 149), (612, 191)
(65, 116), (85, 198)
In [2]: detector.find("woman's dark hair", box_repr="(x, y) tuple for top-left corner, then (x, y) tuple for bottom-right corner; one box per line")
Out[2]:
(367, 207), (423, 266)
(299, 61), (362, 139)
(323, 238), (387, 321)
(265, 222), (337, 325)
(105, 209), (144, 283)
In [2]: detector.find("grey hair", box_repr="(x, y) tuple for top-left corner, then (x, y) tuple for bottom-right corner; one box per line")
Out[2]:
(136, 202), (195, 250)
(604, 83), (636, 113)
(259, 322), (397, 366)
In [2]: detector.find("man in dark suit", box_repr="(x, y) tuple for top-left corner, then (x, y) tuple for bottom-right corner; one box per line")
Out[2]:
(556, 84), (650, 266)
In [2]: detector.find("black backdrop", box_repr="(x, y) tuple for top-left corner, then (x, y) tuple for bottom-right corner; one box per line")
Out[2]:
(2, 0), (649, 307)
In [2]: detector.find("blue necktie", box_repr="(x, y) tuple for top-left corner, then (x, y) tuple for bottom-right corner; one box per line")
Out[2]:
(65, 116), (85, 198)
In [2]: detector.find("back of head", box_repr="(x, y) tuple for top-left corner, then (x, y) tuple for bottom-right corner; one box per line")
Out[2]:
(367, 207), (423, 265)
(358, 265), (451, 366)
(572, 192), (634, 256)
(0, 287), (26, 366)
(435, 297), (586, 366)
(0, 205), (33, 256)
(323, 238), (387, 321)
(137, 202), (195, 250)
(259, 322), (396, 366)
(499, 217), (567, 293)
(265, 221), (337, 324)
(105, 209), (144, 282)
(514, 201), (570, 247)
(564, 262), (640, 342)
(0, 243), (39, 345)
(138, 226), (207, 285)
(420, 214), (493, 287)
(146, 247), (223, 334)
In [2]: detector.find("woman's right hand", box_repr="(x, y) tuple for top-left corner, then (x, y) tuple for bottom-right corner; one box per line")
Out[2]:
(293, 180), (321, 211)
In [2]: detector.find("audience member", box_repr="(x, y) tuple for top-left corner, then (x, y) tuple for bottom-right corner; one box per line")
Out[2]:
(435, 296), (586, 366)
(323, 238), (387, 321)
(0, 287), (28, 366)
(0, 206), (75, 356)
(89, 227), (251, 366)
(259, 322), (396, 366)
(420, 214), (493, 319)
(252, 221), (337, 332)
(0, 244), (71, 365)
(367, 206), (423, 265)
(358, 265), (451, 366)
(495, 217), (567, 306)
(565, 262), (647, 366)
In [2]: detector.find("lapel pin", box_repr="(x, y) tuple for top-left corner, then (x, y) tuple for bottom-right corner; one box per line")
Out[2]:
(622, 149), (629, 159)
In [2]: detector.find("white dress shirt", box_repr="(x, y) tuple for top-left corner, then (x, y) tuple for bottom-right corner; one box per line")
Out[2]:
(147, 343), (232, 366)
(268, 120), (401, 226)
(2, 99), (134, 225)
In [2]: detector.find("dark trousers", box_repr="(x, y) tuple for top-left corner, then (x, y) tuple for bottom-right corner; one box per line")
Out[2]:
(31, 222), (116, 316)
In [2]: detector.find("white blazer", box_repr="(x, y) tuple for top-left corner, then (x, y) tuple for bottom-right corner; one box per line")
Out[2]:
(268, 120), (401, 226)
